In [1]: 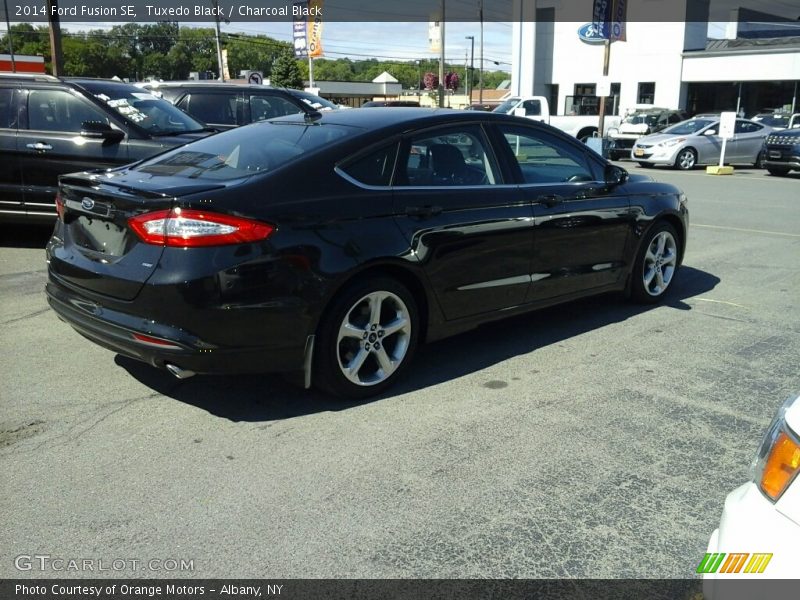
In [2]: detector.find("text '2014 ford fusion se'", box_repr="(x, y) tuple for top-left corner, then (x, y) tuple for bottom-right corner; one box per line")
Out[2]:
(46, 108), (688, 398)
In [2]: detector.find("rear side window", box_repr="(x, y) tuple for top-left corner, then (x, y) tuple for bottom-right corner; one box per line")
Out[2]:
(177, 92), (238, 125)
(133, 121), (354, 181)
(338, 144), (398, 187)
(250, 95), (303, 121)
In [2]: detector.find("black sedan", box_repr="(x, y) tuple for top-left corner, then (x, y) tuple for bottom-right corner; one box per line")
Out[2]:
(46, 108), (689, 398)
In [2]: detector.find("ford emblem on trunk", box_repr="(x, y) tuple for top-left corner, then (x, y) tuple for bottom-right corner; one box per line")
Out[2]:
(81, 197), (95, 211)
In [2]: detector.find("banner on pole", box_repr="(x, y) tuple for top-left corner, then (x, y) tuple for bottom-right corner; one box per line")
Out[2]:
(591, 0), (627, 42)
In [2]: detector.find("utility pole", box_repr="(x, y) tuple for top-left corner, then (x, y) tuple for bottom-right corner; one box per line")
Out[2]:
(438, 0), (445, 108)
(478, 0), (484, 106)
(597, 39), (611, 137)
(46, 0), (63, 75)
(3, 0), (15, 72)
(212, 0), (224, 81)
(465, 35), (474, 105)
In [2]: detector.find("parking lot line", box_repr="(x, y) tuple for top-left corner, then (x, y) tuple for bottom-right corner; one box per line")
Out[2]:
(692, 223), (800, 238)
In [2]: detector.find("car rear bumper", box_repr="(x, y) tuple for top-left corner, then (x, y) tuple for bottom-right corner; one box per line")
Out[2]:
(46, 277), (307, 376)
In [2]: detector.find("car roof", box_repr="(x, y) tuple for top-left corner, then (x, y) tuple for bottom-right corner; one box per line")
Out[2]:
(274, 106), (544, 131)
(141, 81), (288, 92)
(64, 78), (156, 95)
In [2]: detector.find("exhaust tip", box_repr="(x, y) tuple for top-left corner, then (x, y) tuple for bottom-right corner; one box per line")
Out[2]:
(166, 363), (196, 379)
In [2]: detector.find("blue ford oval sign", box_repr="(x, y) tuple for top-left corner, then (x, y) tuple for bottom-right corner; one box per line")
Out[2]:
(578, 23), (606, 44)
(81, 197), (95, 211)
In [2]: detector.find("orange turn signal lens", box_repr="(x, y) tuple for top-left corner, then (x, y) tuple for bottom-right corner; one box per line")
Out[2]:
(760, 431), (800, 501)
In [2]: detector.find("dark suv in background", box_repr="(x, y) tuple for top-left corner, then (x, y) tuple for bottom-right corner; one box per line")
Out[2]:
(763, 128), (800, 176)
(138, 81), (340, 130)
(0, 74), (213, 223)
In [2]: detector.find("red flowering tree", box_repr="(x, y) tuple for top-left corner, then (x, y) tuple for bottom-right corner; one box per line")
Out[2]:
(444, 71), (460, 91)
(423, 72), (439, 91)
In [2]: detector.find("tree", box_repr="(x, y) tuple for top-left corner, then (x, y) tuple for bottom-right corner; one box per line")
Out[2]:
(445, 72), (459, 91)
(423, 72), (438, 91)
(270, 49), (303, 88)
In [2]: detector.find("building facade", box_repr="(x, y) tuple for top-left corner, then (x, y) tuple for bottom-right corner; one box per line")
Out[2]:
(511, 0), (800, 117)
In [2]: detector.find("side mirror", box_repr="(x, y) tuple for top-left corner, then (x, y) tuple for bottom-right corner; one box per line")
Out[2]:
(704, 129), (717, 136)
(605, 164), (629, 187)
(81, 121), (124, 143)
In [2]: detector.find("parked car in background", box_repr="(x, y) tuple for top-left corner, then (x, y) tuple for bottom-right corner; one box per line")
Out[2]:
(703, 392), (800, 598)
(607, 107), (687, 160)
(762, 128), (800, 176)
(631, 117), (772, 170)
(0, 73), (213, 223)
(751, 112), (799, 130)
(361, 100), (421, 107)
(46, 108), (688, 398)
(138, 81), (339, 130)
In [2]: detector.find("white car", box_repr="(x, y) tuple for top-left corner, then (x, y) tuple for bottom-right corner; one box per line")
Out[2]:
(703, 393), (800, 598)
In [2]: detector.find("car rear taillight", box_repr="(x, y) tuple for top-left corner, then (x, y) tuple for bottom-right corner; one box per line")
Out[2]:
(128, 208), (274, 247)
(55, 192), (65, 221)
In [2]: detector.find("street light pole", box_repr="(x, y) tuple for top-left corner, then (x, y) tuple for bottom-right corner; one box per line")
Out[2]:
(465, 35), (474, 105)
(212, 0), (225, 81)
(478, 0), (484, 106)
(438, 0), (445, 108)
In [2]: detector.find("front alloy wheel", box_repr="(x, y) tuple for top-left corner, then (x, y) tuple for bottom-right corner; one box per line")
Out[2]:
(315, 278), (418, 398)
(674, 148), (697, 170)
(631, 222), (680, 303)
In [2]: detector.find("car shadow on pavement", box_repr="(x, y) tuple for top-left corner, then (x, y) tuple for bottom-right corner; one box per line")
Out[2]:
(117, 265), (719, 422)
(0, 224), (53, 248)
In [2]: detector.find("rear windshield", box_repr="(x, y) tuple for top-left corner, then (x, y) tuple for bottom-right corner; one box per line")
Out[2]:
(78, 81), (205, 135)
(132, 121), (356, 180)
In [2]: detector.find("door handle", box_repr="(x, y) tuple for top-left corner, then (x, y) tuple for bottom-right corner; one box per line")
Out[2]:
(405, 205), (443, 217)
(26, 142), (53, 152)
(536, 194), (563, 208)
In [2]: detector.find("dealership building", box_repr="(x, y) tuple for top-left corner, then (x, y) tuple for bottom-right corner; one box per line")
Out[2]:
(510, 0), (800, 117)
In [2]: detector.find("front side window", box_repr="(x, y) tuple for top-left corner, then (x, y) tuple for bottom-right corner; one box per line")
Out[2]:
(0, 88), (15, 128)
(398, 126), (497, 187)
(497, 125), (594, 184)
(26, 89), (109, 132)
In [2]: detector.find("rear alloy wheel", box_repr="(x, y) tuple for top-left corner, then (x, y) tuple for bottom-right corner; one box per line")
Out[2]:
(315, 278), (418, 398)
(631, 222), (680, 304)
(674, 148), (697, 170)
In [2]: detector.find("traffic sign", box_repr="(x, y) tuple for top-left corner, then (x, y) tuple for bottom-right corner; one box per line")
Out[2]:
(247, 71), (264, 85)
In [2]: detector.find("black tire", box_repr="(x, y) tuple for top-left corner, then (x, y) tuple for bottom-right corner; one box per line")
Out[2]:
(767, 167), (790, 177)
(754, 150), (766, 169)
(313, 277), (419, 399)
(673, 148), (697, 170)
(637, 162), (653, 168)
(630, 222), (680, 304)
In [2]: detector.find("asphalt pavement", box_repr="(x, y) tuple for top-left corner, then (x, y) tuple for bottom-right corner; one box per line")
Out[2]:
(1, 165), (798, 579)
